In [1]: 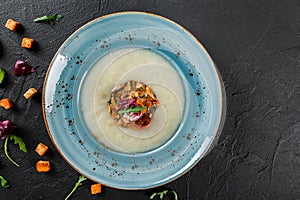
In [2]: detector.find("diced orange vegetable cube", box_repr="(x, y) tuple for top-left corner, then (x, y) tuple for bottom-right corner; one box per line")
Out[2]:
(24, 88), (37, 99)
(35, 143), (49, 156)
(36, 160), (51, 172)
(0, 98), (13, 110)
(5, 19), (20, 32)
(22, 37), (35, 49)
(91, 183), (102, 194)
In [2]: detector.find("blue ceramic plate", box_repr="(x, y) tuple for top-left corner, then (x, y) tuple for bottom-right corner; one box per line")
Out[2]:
(43, 12), (226, 189)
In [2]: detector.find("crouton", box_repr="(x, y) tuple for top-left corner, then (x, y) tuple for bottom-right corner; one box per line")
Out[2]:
(0, 98), (13, 109)
(5, 19), (20, 32)
(22, 37), (35, 49)
(35, 143), (49, 156)
(24, 88), (37, 99)
(36, 160), (51, 172)
(91, 183), (102, 194)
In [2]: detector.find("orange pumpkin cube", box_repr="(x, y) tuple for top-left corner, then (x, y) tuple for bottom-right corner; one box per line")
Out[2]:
(36, 160), (51, 172)
(22, 37), (35, 49)
(35, 143), (49, 156)
(91, 183), (102, 194)
(0, 98), (13, 110)
(5, 19), (20, 32)
(24, 88), (37, 99)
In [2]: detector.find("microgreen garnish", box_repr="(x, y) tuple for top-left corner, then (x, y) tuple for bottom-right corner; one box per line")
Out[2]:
(34, 14), (63, 24)
(0, 176), (9, 188)
(118, 106), (147, 114)
(65, 175), (87, 200)
(150, 189), (178, 200)
(4, 135), (27, 167)
(0, 68), (6, 86)
(1, 120), (26, 167)
(9, 135), (27, 153)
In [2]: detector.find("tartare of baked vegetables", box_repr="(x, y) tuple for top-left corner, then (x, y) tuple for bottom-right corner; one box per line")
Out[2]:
(108, 80), (159, 130)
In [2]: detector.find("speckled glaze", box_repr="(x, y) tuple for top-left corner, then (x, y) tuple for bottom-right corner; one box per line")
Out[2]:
(42, 12), (226, 189)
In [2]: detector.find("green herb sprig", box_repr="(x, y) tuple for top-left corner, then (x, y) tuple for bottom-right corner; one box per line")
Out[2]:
(0, 68), (6, 86)
(4, 135), (27, 167)
(34, 14), (63, 24)
(0, 176), (9, 188)
(150, 189), (178, 200)
(118, 106), (147, 114)
(65, 175), (87, 200)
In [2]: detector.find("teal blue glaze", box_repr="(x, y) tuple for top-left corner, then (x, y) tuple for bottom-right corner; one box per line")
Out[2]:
(43, 12), (225, 189)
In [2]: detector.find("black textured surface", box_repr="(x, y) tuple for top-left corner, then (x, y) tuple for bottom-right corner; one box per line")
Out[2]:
(0, 0), (299, 199)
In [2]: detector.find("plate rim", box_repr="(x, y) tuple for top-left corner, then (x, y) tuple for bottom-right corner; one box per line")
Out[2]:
(42, 11), (226, 190)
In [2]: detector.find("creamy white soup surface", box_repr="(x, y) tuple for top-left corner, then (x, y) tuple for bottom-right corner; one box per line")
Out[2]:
(80, 48), (184, 153)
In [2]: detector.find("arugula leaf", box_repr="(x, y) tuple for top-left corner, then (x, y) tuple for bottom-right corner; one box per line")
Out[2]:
(65, 175), (87, 200)
(4, 136), (19, 167)
(34, 14), (63, 24)
(118, 106), (147, 114)
(150, 189), (178, 200)
(9, 135), (27, 153)
(0, 176), (9, 188)
(3, 135), (27, 167)
(0, 68), (6, 86)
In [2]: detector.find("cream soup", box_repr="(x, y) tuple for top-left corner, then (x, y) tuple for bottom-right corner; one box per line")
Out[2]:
(80, 48), (184, 153)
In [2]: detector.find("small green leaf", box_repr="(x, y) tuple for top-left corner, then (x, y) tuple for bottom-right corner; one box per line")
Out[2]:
(150, 189), (178, 200)
(118, 106), (147, 114)
(65, 175), (87, 200)
(150, 192), (157, 199)
(0, 68), (5, 85)
(0, 176), (9, 188)
(34, 13), (63, 24)
(55, 14), (63, 20)
(77, 175), (87, 183)
(33, 16), (48, 22)
(160, 190), (168, 199)
(9, 135), (27, 153)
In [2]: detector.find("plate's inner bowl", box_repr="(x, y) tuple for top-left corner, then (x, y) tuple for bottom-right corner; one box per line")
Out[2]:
(43, 12), (223, 189)
(80, 48), (186, 153)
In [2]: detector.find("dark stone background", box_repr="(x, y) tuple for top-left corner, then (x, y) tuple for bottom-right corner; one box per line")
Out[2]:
(0, 0), (299, 199)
